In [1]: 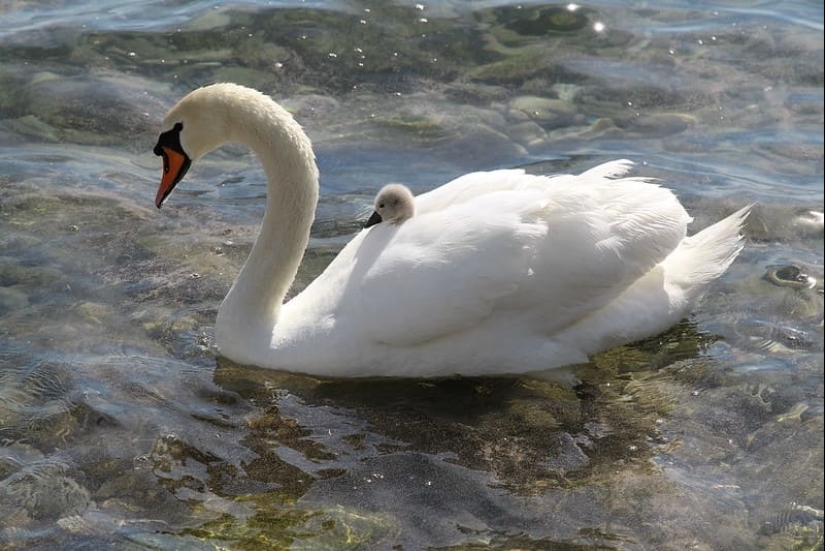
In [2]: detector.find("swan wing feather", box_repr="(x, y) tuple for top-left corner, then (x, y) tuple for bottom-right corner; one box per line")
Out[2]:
(287, 165), (692, 348)
(353, 191), (548, 345)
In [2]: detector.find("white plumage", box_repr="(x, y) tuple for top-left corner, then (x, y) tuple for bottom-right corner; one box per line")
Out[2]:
(153, 83), (749, 379)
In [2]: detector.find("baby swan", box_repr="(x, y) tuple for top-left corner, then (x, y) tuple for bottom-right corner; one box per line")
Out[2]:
(365, 183), (416, 227)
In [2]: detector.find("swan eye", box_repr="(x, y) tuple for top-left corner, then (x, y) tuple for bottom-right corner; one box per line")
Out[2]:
(378, 203), (385, 209)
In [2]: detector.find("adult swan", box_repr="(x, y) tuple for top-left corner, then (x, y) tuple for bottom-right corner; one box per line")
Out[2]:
(153, 83), (749, 379)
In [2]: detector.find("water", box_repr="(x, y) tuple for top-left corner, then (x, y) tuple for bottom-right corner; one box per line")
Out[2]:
(1, 0), (823, 549)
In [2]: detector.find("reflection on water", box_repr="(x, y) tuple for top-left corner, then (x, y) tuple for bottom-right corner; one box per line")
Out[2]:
(0, 0), (823, 549)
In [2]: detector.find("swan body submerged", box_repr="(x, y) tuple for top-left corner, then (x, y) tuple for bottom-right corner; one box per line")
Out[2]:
(365, 183), (416, 227)
(153, 83), (749, 378)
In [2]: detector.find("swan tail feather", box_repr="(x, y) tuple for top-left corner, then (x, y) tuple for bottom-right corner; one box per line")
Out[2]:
(665, 204), (751, 290)
(579, 159), (635, 180)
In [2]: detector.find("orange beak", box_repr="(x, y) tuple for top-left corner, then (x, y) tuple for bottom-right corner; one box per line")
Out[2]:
(155, 146), (191, 208)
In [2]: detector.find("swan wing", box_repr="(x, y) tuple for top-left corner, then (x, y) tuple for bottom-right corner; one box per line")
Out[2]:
(287, 164), (692, 348)
(349, 190), (549, 345)
(413, 160), (635, 213)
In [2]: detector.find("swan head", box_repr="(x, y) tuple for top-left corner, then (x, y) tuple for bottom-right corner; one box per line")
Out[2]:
(365, 183), (416, 228)
(152, 83), (265, 208)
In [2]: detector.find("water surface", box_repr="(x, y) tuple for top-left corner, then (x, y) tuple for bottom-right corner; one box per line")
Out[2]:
(0, 0), (823, 549)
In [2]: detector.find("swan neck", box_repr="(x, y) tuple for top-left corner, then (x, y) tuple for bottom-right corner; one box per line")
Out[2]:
(221, 101), (319, 332)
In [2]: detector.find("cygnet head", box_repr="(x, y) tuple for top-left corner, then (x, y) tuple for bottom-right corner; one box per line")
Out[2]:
(365, 183), (416, 228)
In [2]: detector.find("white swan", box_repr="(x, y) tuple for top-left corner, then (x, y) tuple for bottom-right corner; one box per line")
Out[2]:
(153, 83), (750, 378)
(365, 183), (416, 227)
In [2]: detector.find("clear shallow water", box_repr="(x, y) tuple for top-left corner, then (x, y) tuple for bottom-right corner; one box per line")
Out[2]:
(0, 0), (823, 549)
